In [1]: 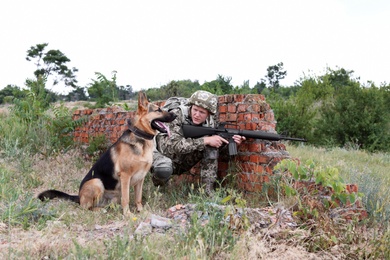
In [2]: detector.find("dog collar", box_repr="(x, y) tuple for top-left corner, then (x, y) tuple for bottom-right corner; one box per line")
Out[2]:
(128, 125), (154, 140)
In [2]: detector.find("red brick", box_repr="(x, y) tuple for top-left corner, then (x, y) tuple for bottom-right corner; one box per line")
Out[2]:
(250, 154), (269, 164)
(218, 162), (229, 171)
(219, 114), (226, 122)
(265, 166), (273, 174)
(238, 173), (249, 183)
(346, 184), (358, 193)
(237, 180), (246, 190)
(85, 109), (93, 115)
(254, 164), (264, 174)
(236, 155), (249, 161)
(251, 113), (261, 121)
(243, 113), (252, 121)
(249, 104), (260, 113)
(226, 113), (237, 122)
(227, 104), (237, 113)
(237, 114), (245, 122)
(105, 113), (114, 119)
(245, 182), (262, 192)
(241, 162), (255, 173)
(247, 142), (263, 152)
(226, 95), (234, 103)
(237, 123), (246, 130)
(264, 112), (274, 121)
(258, 113), (265, 119)
(238, 143), (249, 153)
(218, 96), (226, 103)
(248, 173), (262, 183)
(234, 94), (244, 102)
(245, 123), (257, 130)
(218, 105), (228, 113)
(237, 104), (247, 112)
(262, 175), (270, 183)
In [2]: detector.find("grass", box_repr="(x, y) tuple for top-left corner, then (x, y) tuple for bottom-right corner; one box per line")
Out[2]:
(287, 144), (390, 222)
(1, 145), (389, 259)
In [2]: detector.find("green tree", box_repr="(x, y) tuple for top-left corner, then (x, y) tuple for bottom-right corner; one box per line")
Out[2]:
(233, 80), (254, 94)
(0, 85), (24, 104)
(253, 80), (266, 94)
(65, 86), (88, 101)
(146, 79), (200, 100)
(117, 85), (135, 100)
(264, 62), (287, 90)
(87, 71), (118, 108)
(11, 77), (52, 122)
(323, 67), (355, 92)
(268, 92), (316, 141)
(316, 83), (389, 151)
(26, 43), (78, 88)
(201, 75), (233, 95)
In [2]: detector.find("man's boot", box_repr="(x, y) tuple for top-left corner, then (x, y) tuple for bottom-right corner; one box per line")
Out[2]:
(151, 166), (172, 187)
(151, 149), (173, 187)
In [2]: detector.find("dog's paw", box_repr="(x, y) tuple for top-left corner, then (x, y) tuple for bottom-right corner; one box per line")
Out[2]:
(136, 203), (143, 212)
(123, 209), (134, 218)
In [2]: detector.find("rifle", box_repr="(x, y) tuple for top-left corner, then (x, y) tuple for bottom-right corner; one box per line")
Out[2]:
(182, 123), (306, 156)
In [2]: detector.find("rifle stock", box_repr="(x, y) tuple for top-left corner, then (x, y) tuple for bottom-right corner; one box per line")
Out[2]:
(182, 124), (306, 156)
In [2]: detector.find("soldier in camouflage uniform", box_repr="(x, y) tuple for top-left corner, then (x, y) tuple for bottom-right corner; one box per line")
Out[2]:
(151, 90), (245, 195)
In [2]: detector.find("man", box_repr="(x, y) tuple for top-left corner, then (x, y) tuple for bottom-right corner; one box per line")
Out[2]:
(151, 90), (245, 195)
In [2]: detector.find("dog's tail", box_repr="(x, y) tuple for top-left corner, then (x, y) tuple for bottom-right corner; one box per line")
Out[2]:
(38, 189), (80, 204)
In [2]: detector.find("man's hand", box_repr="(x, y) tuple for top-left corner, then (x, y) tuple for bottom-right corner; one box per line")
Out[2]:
(204, 135), (229, 148)
(232, 135), (246, 145)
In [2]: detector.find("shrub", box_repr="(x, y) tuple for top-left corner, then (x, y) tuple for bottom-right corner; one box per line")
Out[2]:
(316, 84), (389, 152)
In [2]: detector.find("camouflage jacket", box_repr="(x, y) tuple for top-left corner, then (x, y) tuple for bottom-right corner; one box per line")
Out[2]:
(155, 106), (214, 159)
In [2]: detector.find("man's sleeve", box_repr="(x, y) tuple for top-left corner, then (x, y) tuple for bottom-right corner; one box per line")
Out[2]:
(158, 108), (205, 155)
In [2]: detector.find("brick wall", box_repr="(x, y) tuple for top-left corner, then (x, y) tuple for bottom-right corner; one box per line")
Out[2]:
(216, 94), (290, 192)
(72, 94), (290, 192)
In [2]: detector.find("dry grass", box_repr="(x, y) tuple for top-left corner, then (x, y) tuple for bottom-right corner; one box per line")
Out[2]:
(1, 118), (389, 259)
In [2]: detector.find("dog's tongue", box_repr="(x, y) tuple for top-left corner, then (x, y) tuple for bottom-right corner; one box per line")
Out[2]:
(155, 121), (171, 137)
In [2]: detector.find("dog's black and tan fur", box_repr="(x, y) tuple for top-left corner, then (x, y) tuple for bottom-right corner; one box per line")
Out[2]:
(38, 92), (176, 216)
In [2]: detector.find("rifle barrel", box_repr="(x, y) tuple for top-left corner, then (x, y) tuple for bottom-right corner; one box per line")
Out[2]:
(238, 130), (281, 140)
(182, 124), (306, 142)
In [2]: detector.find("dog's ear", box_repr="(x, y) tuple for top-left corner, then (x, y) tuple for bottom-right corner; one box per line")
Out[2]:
(137, 91), (149, 114)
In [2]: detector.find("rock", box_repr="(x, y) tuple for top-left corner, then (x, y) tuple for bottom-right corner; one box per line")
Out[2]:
(134, 221), (152, 236)
(150, 214), (173, 229)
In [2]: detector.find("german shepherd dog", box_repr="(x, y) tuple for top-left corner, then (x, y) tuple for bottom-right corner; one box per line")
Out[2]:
(38, 92), (176, 216)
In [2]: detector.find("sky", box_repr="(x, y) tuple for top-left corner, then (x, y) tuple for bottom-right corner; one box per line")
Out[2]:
(1, 0), (389, 94)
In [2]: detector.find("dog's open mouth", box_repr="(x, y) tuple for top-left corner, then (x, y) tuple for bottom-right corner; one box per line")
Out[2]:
(152, 120), (171, 137)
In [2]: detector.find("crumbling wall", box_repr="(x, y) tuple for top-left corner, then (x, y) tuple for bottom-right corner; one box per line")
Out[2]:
(72, 94), (290, 192)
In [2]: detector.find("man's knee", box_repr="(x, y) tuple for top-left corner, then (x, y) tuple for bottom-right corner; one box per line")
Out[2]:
(152, 166), (173, 181)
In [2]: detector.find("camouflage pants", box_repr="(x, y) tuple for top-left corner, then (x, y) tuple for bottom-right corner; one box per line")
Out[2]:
(152, 144), (218, 184)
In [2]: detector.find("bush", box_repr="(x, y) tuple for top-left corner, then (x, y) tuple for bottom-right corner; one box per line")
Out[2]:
(316, 84), (390, 152)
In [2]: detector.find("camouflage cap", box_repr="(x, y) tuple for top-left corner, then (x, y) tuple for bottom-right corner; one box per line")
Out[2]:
(187, 90), (218, 114)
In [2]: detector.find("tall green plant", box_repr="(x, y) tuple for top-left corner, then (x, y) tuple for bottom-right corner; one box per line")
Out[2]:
(87, 71), (118, 108)
(2, 78), (84, 156)
(11, 77), (51, 122)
